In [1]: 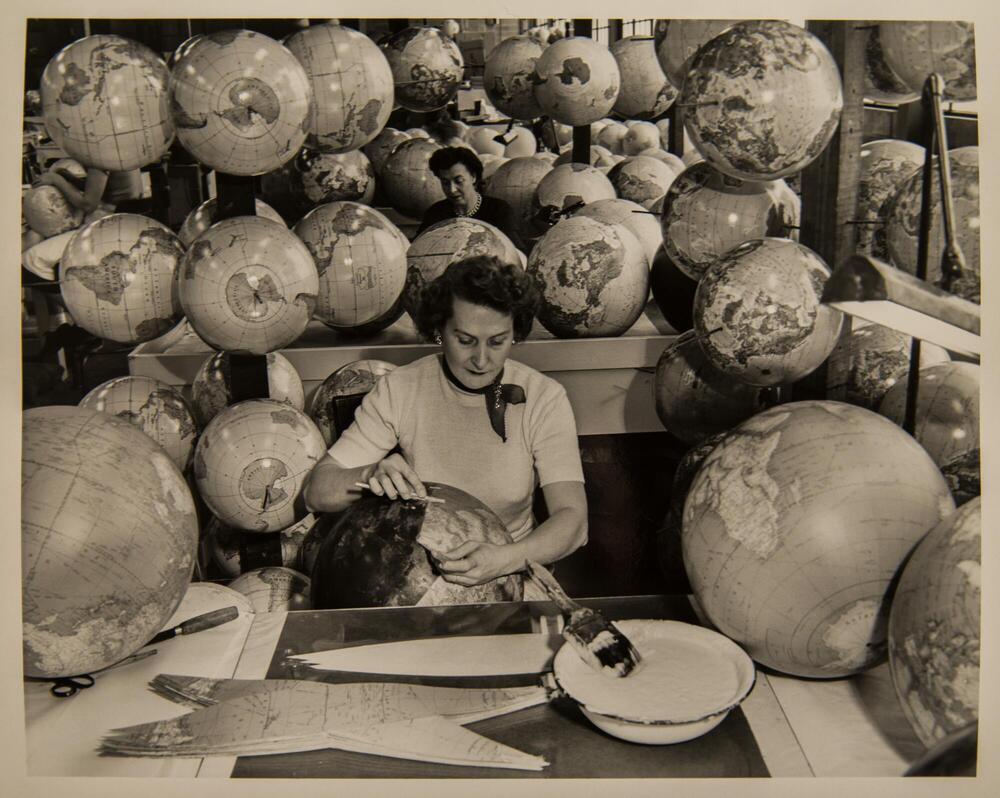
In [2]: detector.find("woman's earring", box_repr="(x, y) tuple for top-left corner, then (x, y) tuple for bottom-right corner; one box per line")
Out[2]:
(434, 333), (442, 345)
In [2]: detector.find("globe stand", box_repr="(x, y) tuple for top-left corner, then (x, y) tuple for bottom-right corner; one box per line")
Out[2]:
(214, 171), (272, 404)
(237, 533), (287, 572)
(215, 172), (257, 219)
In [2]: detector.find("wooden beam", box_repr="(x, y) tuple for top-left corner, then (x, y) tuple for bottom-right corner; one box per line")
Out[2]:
(794, 20), (868, 401)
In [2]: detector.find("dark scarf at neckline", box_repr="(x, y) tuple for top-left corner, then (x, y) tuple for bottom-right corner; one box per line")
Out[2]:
(439, 356), (526, 442)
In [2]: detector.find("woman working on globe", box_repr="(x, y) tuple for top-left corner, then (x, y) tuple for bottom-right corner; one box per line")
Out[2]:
(303, 255), (587, 587)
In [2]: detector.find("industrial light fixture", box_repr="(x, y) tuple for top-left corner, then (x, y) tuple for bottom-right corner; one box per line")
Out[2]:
(821, 72), (980, 435)
(821, 254), (981, 357)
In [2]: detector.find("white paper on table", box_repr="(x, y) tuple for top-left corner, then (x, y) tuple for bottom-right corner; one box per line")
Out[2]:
(24, 582), (254, 777)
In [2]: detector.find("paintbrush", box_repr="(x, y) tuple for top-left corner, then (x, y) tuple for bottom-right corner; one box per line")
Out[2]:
(353, 482), (446, 503)
(524, 561), (641, 678)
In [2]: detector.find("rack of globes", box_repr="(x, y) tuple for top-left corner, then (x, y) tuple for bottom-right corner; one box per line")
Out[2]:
(623, 18), (982, 768)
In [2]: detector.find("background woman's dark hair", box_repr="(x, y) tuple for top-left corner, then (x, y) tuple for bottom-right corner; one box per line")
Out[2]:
(428, 146), (484, 189)
(413, 255), (539, 342)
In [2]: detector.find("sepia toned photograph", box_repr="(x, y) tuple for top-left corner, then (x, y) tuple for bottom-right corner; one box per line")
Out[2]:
(12, 4), (990, 792)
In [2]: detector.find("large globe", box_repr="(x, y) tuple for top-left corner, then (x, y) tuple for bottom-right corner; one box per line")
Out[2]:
(308, 359), (396, 446)
(294, 149), (376, 206)
(879, 362), (980, 506)
(484, 156), (554, 243)
(610, 36), (677, 121)
(193, 399), (327, 532)
(79, 375), (198, 471)
(863, 25), (919, 105)
(531, 163), (617, 235)
(483, 35), (546, 120)
(683, 400), (956, 678)
(191, 350), (305, 428)
(23, 186), (84, 238)
(40, 35), (174, 171)
(284, 23), (393, 153)
(572, 197), (663, 265)
(405, 218), (522, 315)
(294, 201), (407, 334)
(879, 21), (977, 101)
(653, 330), (764, 445)
(606, 155), (680, 211)
(178, 215), (318, 354)
(528, 216), (648, 338)
(661, 162), (801, 281)
(380, 27), (464, 113)
(693, 238), (843, 386)
(888, 497), (981, 748)
(532, 37), (621, 127)
(680, 20), (843, 181)
(854, 139), (925, 260)
(22, 406), (198, 678)
(843, 322), (949, 411)
(362, 127), (410, 175)
(60, 213), (185, 344)
(884, 146), (980, 302)
(228, 567), (311, 612)
(379, 138), (446, 220)
(169, 30), (314, 176)
(653, 19), (741, 88)
(178, 197), (286, 247)
(310, 483), (522, 609)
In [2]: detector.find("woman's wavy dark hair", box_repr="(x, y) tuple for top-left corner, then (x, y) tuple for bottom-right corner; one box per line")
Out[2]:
(413, 255), (539, 342)
(428, 146), (484, 189)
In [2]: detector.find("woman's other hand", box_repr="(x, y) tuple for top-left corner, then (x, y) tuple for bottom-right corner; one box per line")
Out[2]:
(433, 540), (516, 586)
(364, 453), (427, 501)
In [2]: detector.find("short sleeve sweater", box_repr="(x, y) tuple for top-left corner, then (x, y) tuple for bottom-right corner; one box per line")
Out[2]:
(327, 354), (584, 541)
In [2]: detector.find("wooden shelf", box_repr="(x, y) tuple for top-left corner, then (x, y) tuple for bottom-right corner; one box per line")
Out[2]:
(129, 300), (678, 436)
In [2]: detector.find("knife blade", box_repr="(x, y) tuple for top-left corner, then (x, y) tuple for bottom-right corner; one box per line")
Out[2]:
(286, 633), (563, 677)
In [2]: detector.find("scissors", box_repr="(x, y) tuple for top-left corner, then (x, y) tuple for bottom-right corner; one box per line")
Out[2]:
(49, 649), (157, 698)
(50, 673), (95, 698)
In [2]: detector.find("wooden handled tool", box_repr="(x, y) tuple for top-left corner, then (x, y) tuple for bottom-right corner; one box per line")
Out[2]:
(524, 561), (641, 678)
(146, 606), (239, 646)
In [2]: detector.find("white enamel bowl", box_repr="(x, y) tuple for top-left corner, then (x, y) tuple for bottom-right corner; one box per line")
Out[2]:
(552, 619), (756, 745)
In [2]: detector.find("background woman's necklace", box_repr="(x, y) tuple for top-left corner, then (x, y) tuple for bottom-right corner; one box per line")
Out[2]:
(460, 192), (482, 217)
